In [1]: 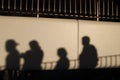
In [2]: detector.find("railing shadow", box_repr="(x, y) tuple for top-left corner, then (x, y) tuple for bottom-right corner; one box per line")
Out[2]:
(98, 54), (120, 68)
(1, 54), (120, 70)
(41, 54), (120, 69)
(0, 54), (120, 80)
(0, 0), (120, 21)
(42, 59), (77, 70)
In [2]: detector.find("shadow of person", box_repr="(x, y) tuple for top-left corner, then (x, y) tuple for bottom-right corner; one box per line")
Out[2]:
(20, 40), (44, 80)
(79, 36), (98, 69)
(55, 48), (69, 70)
(5, 39), (20, 80)
(21, 40), (44, 70)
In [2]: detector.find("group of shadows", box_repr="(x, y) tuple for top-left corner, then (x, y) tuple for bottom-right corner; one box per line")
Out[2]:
(3, 36), (99, 80)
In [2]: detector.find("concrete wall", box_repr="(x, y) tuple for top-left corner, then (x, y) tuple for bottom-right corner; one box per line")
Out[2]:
(78, 20), (120, 68)
(0, 16), (120, 69)
(0, 16), (78, 69)
(79, 20), (120, 56)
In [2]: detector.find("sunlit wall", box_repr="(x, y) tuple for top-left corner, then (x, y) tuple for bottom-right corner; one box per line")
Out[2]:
(0, 16), (78, 69)
(0, 16), (120, 69)
(79, 20), (120, 68)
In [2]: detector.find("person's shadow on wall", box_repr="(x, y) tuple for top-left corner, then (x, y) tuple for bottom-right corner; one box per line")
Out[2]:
(20, 40), (44, 80)
(21, 40), (44, 70)
(5, 39), (20, 80)
(79, 36), (98, 69)
(55, 48), (69, 70)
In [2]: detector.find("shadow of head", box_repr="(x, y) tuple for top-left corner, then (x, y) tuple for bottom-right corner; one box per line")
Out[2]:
(5, 39), (18, 52)
(29, 40), (40, 50)
(57, 48), (67, 58)
(82, 36), (90, 46)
